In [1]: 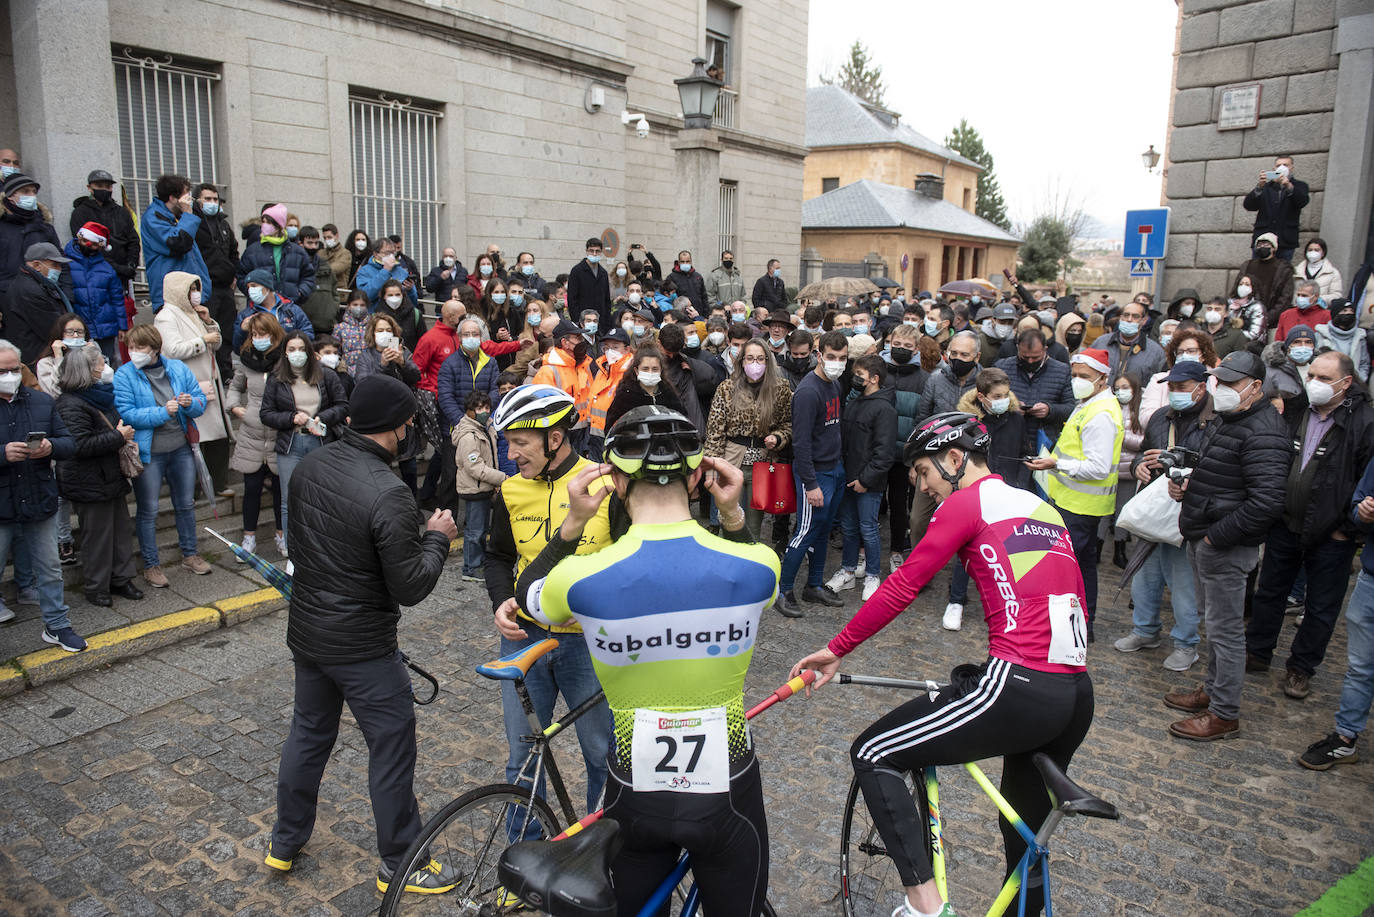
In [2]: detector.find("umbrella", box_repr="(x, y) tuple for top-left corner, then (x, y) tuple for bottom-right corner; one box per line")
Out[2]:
(1114, 540), (1158, 598)
(870, 276), (901, 289)
(937, 279), (998, 297)
(188, 439), (220, 519)
(797, 276), (878, 301)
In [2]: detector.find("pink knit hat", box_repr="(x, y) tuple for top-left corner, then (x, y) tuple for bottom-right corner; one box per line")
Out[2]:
(261, 203), (288, 231)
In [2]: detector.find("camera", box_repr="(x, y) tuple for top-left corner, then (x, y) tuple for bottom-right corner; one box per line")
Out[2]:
(635, 117), (650, 139)
(1156, 447), (1199, 482)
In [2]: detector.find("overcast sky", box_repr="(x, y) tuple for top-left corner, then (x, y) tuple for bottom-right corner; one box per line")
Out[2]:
(807, 0), (1179, 238)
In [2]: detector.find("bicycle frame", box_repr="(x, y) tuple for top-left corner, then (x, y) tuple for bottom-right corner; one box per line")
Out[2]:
(508, 676), (608, 827)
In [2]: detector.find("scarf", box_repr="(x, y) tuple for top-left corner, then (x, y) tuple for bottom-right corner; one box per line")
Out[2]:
(260, 231), (287, 246)
(239, 344), (282, 374)
(75, 381), (117, 414)
(1324, 321), (1359, 358)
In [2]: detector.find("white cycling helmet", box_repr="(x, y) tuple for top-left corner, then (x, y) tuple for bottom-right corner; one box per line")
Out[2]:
(491, 383), (576, 433)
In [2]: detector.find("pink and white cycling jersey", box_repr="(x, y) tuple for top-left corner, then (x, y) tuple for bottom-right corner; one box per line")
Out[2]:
(829, 475), (1089, 674)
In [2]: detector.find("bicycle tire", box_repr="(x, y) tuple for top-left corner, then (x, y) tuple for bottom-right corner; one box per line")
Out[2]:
(378, 782), (561, 917)
(840, 772), (923, 917)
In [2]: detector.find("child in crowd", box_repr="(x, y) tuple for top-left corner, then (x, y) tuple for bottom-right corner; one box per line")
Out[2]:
(451, 391), (505, 581)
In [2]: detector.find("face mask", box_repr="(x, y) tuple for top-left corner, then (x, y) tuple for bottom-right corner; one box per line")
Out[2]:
(506, 292), (525, 307)
(317, 353), (339, 370)
(878, 305), (890, 316)
(728, 345), (740, 361)
(632, 325), (647, 338)
(1306, 250), (1322, 264)
(129, 351), (153, 369)
(949, 357), (976, 377)
(603, 348), (623, 363)
(527, 312), (541, 326)
(1071, 376), (1097, 400)
(354, 238), (368, 251)
(1179, 303), (1195, 317)
(616, 267), (627, 278)
(1018, 357), (1044, 375)
(384, 294), (403, 308)
(854, 323), (870, 336)
(249, 286), (268, 304)
(587, 254), (602, 264)
(1065, 330), (1084, 349)
(1159, 334), (1173, 349)
(583, 321), (599, 334)
(200, 201), (219, 216)
(16, 195), (37, 211)
(768, 335), (786, 348)
(45, 267), (61, 283)
(904, 319), (921, 329)
(638, 370), (661, 386)
(987, 396), (1010, 415)
(324, 237), (338, 248)
(722, 260), (734, 270)
(379, 254), (397, 270)
(1256, 246), (1273, 259)
(461, 335), (482, 353)
(189, 290), (202, 307)
(480, 263), (493, 277)
(286, 226), (299, 240)
(1115, 389), (1133, 404)
(970, 295), (981, 305)
(1168, 390), (1197, 411)
(1288, 345), (1314, 364)
(679, 262), (691, 272)
(1296, 296), (1312, 310)
(850, 377), (870, 394)
(1212, 382), (1246, 413)
(348, 305), (368, 321)
(822, 359), (846, 381)
(252, 336), (272, 352)
(375, 331), (396, 350)
(1205, 309), (1223, 325)
(0, 166), (17, 179)
(707, 331), (724, 346)
(260, 222), (278, 237)
(839, 326), (855, 337)
(924, 319), (939, 336)
(63, 336), (86, 348)
(870, 295), (880, 305)
(1236, 284), (1252, 300)
(0, 371), (21, 395)
(891, 346), (913, 364)
(744, 362), (766, 382)
(100, 364), (115, 383)
(686, 332), (700, 348)
(1333, 313), (1357, 331)
(731, 312), (746, 323)
(1118, 320), (1140, 337)
(286, 350), (308, 369)
(491, 293), (507, 306)
(627, 292), (643, 306)
(469, 411), (488, 426)
(1175, 351), (1201, 363)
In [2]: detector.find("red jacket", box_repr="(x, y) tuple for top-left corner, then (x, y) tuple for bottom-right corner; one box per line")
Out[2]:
(413, 322), (460, 393)
(1275, 304), (1330, 342)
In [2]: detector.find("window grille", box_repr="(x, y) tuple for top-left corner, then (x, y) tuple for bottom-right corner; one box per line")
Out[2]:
(719, 180), (739, 257)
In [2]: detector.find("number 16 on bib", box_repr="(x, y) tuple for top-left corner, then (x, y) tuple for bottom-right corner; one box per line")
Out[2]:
(632, 707), (730, 794)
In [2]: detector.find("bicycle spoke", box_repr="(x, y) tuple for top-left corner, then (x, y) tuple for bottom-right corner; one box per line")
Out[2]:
(840, 775), (914, 917)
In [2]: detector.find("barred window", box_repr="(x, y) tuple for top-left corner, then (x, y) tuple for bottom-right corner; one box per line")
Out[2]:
(350, 92), (444, 276)
(719, 180), (739, 257)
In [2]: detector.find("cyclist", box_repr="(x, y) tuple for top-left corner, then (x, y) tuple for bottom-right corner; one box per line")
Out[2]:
(486, 383), (615, 823)
(791, 412), (1094, 917)
(502, 405), (779, 917)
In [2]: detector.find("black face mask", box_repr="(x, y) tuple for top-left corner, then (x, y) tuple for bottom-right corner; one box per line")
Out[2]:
(1333, 312), (1358, 331)
(949, 357), (976, 377)
(890, 346), (913, 364)
(722, 260), (734, 270)
(1065, 330), (1084, 350)
(1255, 246), (1274, 260)
(392, 423), (413, 458)
(92, 189), (113, 204)
(784, 355), (812, 374)
(1018, 357), (1044, 375)
(851, 379), (868, 394)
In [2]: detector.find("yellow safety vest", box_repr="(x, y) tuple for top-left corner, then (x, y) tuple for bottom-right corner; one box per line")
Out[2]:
(501, 456), (614, 633)
(1047, 392), (1124, 517)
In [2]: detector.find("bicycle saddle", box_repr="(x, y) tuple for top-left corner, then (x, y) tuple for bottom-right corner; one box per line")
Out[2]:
(1032, 753), (1119, 820)
(498, 818), (622, 917)
(477, 638), (560, 681)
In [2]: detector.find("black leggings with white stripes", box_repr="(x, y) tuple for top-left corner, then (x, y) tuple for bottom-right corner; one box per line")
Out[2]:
(850, 658), (1094, 894)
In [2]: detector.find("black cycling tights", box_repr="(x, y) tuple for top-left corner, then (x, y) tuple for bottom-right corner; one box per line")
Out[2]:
(850, 659), (1094, 914)
(604, 755), (768, 917)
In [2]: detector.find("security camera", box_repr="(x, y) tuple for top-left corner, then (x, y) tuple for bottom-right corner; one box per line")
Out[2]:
(636, 117), (650, 139)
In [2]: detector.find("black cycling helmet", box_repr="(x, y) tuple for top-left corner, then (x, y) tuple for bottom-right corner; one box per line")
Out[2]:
(903, 411), (990, 490)
(606, 405), (703, 484)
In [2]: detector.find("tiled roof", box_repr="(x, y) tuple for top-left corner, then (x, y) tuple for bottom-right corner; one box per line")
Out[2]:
(803, 179), (1021, 244)
(806, 85), (981, 169)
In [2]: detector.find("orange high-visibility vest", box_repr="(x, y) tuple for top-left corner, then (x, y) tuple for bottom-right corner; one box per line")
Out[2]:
(532, 347), (592, 422)
(587, 351), (633, 435)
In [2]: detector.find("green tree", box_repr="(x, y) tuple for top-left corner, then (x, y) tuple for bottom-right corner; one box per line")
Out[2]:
(944, 119), (1010, 231)
(821, 41), (886, 107)
(1017, 216), (1073, 283)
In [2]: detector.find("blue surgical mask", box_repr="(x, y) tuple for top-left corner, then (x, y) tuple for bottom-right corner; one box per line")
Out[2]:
(521, 264), (535, 276)
(1168, 390), (1197, 411)
(903, 319), (921, 329)
(923, 319), (939, 336)
(854, 323), (870, 336)
(0, 166), (17, 179)
(526, 312), (541, 326)
(1118, 320), (1140, 336)
(201, 202), (219, 216)
(510, 293), (525, 307)
(731, 312), (746, 323)
(491, 293), (507, 305)
(1175, 352), (1201, 364)
(632, 325), (647, 338)
(584, 322), (598, 334)
(16, 195), (37, 211)
(286, 226), (298, 240)
(252, 336), (272, 352)
(587, 254), (601, 264)
(249, 286), (268, 304)
(45, 267), (61, 283)
(970, 295), (981, 305)
(1289, 345), (1314, 364)
(1296, 296), (1311, 309)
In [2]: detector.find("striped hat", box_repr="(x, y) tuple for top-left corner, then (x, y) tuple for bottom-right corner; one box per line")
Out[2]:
(1071, 348), (1110, 375)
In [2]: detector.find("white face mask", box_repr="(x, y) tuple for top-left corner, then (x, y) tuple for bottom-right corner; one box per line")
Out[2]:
(603, 348), (623, 363)
(324, 237), (338, 248)
(100, 364), (115, 383)
(1115, 388), (1133, 404)
(1070, 376), (1097, 400)
(986, 396), (1011, 415)
(1179, 303), (1194, 317)
(189, 290), (202, 307)
(638, 370), (661, 387)
(385, 294), (403, 308)
(1236, 284), (1252, 299)
(1212, 381), (1249, 413)
(375, 331), (396, 350)
(354, 238), (368, 251)
(707, 331), (725, 347)
(822, 359), (846, 381)
(319, 353), (340, 369)
(0, 371), (21, 395)
(1306, 250), (1322, 264)
(628, 292), (642, 305)
(1305, 376), (1345, 407)
(286, 350), (308, 369)
(1204, 309), (1223, 325)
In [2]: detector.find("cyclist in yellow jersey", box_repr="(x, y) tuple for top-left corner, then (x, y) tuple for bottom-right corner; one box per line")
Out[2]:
(486, 384), (614, 820)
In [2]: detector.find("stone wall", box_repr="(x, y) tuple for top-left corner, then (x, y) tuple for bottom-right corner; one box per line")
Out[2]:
(1162, 0), (1373, 300)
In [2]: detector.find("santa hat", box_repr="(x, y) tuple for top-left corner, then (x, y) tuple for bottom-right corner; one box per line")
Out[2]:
(77, 221), (111, 251)
(1071, 348), (1110, 375)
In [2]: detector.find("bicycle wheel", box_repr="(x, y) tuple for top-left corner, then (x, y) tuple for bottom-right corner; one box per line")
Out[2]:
(379, 783), (561, 917)
(840, 773), (924, 917)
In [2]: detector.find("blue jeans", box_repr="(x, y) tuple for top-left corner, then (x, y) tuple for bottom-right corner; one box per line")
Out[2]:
(948, 563), (969, 605)
(133, 444), (198, 567)
(838, 488), (882, 577)
(462, 495), (492, 575)
(1130, 541), (1199, 648)
(1336, 570), (1374, 739)
(278, 433), (324, 554)
(499, 623), (612, 831)
(0, 515), (69, 631)
(780, 464), (845, 593)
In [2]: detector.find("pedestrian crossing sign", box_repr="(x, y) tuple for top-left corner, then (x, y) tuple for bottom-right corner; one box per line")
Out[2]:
(1129, 259), (1154, 277)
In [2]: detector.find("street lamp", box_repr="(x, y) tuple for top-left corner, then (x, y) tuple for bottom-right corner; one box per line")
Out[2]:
(675, 57), (723, 130)
(1141, 144), (1161, 173)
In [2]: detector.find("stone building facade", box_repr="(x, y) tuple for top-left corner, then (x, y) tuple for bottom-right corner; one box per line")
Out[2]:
(1161, 0), (1374, 299)
(0, 0), (807, 289)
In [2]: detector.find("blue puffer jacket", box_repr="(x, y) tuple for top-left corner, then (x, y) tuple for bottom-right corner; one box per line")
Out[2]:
(236, 240), (317, 303)
(63, 240), (128, 340)
(140, 199), (210, 312)
(0, 386), (76, 523)
(354, 258), (417, 310)
(436, 348), (500, 429)
(113, 356), (207, 462)
(232, 296), (315, 351)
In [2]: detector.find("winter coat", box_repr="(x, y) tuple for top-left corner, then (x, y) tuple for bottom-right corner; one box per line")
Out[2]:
(451, 414), (505, 497)
(703, 376), (793, 467)
(1243, 177), (1310, 251)
(374, 297), (427, 353)
(1276, 303), (1330, 342)
(259, 369), (349, 455)
(192, 207), (239, 287)
(0, 386), (75, 523)
(54, 390), (130, 504)
(437, 347), (501, 429)
(63, 240), (127, 340)
(661, 351), (711, 433)
(236, 239), (316, 304)
(605, 378), (684, 433)
(413, 322), (461, 394)
(1179, 399), (1290, 547)
(352, 345), (421, 390)
(979, 328), (1005, 366)
(228, 364), (278, 474)
(0, 203), (62, 297)
(140, 199), (210, 312)
(322, 240), (352, 284)
(1233, 257), (1294, 328)
(917, 361), (980, 421)
(232, 295), (314, 351)
(154, 271), (233, 443)
(6, 266), (73, 366)
(706, 266), (746, 306)
(881, 350), (929, 445)
(751, 274), (786, 312)
(841, 384), (897, 492)
(113, 356), (206, 462)
(1099, 331), (1167, 384)
(1295, 259), (1343, 302)
(994, 355), (1076, 454)
(1209, 322), (1250, 359)
(69, 194), (140, 283)
(1261, 341), (1306, 400)
(670, 267), (709, 313)
(353, 259), (416, 311)
(284, 424), (451, 665)
(1314, 322), (1371, 383)
(423, 260), (467, 302)
(1274, 388), (1374, 546)
(956, 388), (1030, 489)
(299, 253), (338, 335)
(567, 259), (611, 328)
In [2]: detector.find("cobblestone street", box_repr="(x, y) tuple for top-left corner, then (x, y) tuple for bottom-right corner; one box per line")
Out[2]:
(1, 545), (1370, 916)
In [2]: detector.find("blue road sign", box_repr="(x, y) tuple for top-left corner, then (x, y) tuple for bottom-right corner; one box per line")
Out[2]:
(1123, 208), (1170, 260)
(1129, 259), (1155, 278)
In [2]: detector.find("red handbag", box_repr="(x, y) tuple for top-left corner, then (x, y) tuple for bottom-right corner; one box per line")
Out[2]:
(750, 461), (795, 515)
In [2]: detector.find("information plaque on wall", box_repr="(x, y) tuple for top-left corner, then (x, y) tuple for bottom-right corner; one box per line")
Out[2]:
(1217, 83), (1261, 131)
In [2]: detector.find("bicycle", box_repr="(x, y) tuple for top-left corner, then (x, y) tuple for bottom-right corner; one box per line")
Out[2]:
(379, 637), (807, 916)
(834, 674), (1120, 917)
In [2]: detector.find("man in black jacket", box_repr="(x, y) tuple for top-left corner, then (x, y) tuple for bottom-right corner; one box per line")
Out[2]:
(268, 374), (459, 894)
(567, 237), (611, 328)
(995, 329), (1075, 455)
(752, 259), (786, 312)
(192, 183), (239, 380)
(423, 246), (466, 304)
(1246, 351), (1374, 699)
(69, 169), (140, 288)
(1165, 351), (1290, 741)
(669, 250), (708, 313)
(1242, 155), (1309, 261)
(7, 242), (74, 366)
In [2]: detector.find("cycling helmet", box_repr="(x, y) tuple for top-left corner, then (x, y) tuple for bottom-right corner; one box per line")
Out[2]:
(491, 383), (576, 433)
(903, 411), (990, 491)
(606, 406), (703, 484)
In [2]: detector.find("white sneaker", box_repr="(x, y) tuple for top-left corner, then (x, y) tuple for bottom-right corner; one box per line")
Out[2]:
(0, 603), (13, 624)
(825, 570), (856, 592)
(862, 575), (881, 601)
(285, 560), (294, 576)
(274, 532), (288, 558)
(889, 553), (904, 573)
(238, 533), (256, 562)
(942, 603), (963, 631)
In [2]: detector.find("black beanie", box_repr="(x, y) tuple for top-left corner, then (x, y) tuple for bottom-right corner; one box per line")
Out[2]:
(349, 374), (416, 433)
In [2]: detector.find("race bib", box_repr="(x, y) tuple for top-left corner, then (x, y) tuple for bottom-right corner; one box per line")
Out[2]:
(1046, 594), (1088, 667)
(631, 707), (729, 794)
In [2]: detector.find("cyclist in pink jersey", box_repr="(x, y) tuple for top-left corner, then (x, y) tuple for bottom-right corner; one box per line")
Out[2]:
(792, 412), (1094, 917)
